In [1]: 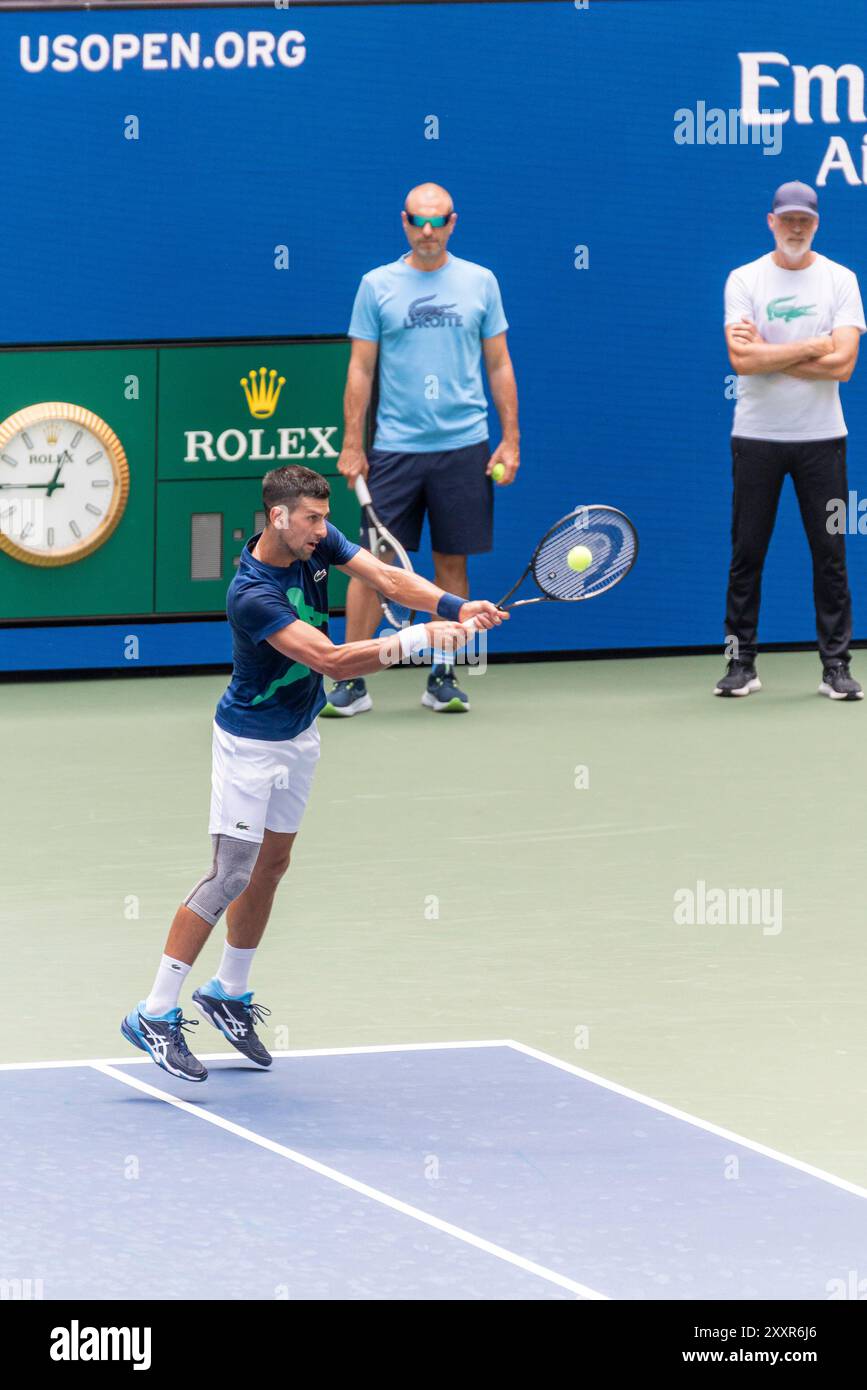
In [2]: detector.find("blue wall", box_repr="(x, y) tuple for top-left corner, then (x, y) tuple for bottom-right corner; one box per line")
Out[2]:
(3, 0), (867, 660)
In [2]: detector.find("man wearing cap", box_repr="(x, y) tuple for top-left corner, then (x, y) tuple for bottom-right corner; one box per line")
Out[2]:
(717, 181), (866, 699)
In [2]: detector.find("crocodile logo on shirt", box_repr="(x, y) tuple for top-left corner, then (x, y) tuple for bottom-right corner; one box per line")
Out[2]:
(403, 294), (463, 328)
(250, 587), (328, 705)
(766, 295), (817, 323)
(285, 586), (327, 628)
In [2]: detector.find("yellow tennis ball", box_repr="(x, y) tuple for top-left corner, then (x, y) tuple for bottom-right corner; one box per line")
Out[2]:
(567, 545), (592, 573)
(491, 462), (506, 483)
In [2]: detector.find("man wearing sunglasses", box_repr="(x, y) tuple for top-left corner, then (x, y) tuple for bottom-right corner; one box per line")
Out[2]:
(324, 182), (519, 716)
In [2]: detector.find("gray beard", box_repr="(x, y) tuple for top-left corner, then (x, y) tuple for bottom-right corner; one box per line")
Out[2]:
(778, 241), (811, 266)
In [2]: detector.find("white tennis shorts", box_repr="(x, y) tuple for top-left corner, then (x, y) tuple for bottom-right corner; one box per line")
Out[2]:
(208, 719), (321, 842)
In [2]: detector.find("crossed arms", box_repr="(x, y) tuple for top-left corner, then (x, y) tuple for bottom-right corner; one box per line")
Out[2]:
(726, 320), (861, 382)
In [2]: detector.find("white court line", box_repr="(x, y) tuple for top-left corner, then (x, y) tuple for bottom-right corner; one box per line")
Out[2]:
(0, 1040), (511, 1071)
(506, 1041), (867, 1202)
(91, 1060), (606, 1302)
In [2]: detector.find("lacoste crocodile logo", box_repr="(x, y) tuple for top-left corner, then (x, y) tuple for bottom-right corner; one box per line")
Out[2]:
(403, 294), (462, 328)
(767, 296), (817, 323)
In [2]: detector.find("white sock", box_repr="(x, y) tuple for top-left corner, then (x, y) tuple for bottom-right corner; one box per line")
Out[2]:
(144, 955), (191, 1016)
(217, 942), (257, 997)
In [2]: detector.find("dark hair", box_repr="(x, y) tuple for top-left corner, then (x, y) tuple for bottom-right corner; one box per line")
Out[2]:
(262, 465), (330, 520)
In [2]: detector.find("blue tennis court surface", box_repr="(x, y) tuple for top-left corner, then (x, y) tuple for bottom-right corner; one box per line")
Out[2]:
(3, 1042), (865, 1301)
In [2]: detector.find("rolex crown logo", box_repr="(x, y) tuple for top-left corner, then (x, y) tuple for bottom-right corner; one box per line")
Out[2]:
(241, 367), (286, 420)
(44, 423), (60, 444)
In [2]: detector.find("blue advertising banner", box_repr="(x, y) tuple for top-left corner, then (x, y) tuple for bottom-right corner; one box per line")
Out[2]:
(2, 0), (867, 658)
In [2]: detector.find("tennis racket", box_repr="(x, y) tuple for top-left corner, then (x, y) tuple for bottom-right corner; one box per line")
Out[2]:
(354, 474), (416, 629)
(467, 504), (637, 626)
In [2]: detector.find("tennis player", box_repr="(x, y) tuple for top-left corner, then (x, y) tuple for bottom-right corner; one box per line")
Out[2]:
(718, 180), (865, 699)
(121, 465), (504, 1081)
(323, 181), (520, 717)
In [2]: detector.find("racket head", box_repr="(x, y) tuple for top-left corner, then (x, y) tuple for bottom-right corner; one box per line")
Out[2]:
(529, 505), (638, 602)
(354, 479), (416, 628)
(367, 525), (416, 628)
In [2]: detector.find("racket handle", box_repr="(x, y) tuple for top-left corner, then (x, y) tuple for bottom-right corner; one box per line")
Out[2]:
(462, 604), (508, 631)
(354, 475), (372, 507)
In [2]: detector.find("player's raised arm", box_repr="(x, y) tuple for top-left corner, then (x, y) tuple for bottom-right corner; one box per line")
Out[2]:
(266, 613), (472, 681)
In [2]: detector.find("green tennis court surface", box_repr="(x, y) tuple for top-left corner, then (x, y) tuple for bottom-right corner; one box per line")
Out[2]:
(3, 651), (865, 1189)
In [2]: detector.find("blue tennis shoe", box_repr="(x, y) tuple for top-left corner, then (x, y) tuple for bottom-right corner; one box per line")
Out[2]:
(191, 977), (273, 1067)
(120, 1003), (208, 1082)
(422, 663), (470, 712)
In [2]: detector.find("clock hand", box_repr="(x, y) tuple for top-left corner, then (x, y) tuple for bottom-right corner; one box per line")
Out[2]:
(45, 461), (65, 498)
(0, 481), (65, 490)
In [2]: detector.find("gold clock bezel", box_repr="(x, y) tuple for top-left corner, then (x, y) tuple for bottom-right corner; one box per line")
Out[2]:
(0, 401), (130, 568)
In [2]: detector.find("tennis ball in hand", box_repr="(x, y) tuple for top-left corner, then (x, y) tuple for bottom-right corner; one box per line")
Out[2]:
(567, 545), (593, 573)
(491, 462), (506, 483)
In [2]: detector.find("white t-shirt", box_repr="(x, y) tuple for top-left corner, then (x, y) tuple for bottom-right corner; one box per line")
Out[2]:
(724, 252), (866, 441)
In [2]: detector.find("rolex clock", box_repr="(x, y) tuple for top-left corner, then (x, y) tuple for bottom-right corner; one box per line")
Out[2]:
(0, 402), (129, 567)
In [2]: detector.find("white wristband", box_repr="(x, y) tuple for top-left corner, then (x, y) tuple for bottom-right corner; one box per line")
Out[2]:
(397, 624), (430, 659)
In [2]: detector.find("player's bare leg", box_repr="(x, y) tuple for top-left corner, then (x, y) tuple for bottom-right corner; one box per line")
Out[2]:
(159, 829), (294, 961)
(163, 904), (216, 967)
(223, 830), (296, 947)
(189, 830), (296, 1068)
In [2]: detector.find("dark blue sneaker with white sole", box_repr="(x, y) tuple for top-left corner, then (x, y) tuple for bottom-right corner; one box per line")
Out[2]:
(714, 659), (761, 697)
(320, 678), (372, 717)
(422, 663), (469, 712)
(120, 1003), (208, 1082)
(819, 662), (863, 700)
(191, 977), (273, 1067)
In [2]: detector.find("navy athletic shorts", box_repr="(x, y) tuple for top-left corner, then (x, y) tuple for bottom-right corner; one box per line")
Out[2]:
(362, 439), (493, 555)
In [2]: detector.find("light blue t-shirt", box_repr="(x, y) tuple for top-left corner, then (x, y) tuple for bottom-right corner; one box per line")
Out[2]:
(348, 252), (509, 452)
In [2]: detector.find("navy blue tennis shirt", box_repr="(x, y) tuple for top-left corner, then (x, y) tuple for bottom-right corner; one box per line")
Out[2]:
(215, 522), (359, 741)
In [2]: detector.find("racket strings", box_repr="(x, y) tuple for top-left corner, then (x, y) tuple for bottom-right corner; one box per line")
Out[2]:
(371, 532), (414, 627)
(532, 509), (637, 600)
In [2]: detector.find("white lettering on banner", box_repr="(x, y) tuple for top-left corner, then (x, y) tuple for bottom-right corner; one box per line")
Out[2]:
(739, 51), (867, 187)
(19, 31), (306, 73)
(740, 53), (867, 125)
(739, 52), (791, 126)
(183, 427), (339, 465)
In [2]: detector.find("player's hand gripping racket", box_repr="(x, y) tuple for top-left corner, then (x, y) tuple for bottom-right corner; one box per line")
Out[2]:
(354, 474), (417, 629)
(465, 504), (638, 628)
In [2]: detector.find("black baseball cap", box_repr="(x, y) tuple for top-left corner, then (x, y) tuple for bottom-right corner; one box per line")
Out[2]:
(772, 181), (818, 216)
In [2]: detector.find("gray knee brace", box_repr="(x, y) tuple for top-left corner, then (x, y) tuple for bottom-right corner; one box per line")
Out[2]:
(184, 834), (261, 926)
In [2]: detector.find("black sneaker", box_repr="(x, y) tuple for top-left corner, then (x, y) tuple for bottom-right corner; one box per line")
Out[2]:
(421, 663), (469, 712)
(191, 979), (273, 1067)
(819, 662), (863, 701)
(714, 659), (761, 697)
(120, 1003), (208, 1083)
(320, 678), (373, 717)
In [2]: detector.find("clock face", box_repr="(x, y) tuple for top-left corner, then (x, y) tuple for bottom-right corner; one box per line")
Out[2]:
(0, 402), (129, 567)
